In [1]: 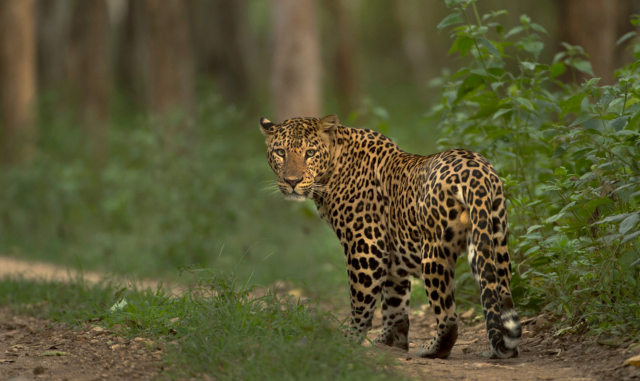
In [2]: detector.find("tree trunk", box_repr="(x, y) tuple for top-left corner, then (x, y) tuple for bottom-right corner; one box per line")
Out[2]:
(189, 0), (256, 105)
(36, 0), (73, 91)
(0, 0), (37, 165)
(392, 0), (436, 99)
(327, 0), (359, 115)
(68, 0), (112, 162)
(558, 0), (637, 84)
(271, 0), (322, 121)
(116, 0), (149, 112)
(144, 0), (195, 117)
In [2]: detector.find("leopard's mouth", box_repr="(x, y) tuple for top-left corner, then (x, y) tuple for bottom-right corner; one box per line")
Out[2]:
(284, 193), (307, 202)
(279, 182), (310, 202)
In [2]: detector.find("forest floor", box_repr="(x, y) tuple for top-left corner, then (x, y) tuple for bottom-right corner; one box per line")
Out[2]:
(0, 256), (639, 381)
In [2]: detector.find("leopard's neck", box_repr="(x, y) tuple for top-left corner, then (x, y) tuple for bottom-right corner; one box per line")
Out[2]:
(312, 125), (410, 205)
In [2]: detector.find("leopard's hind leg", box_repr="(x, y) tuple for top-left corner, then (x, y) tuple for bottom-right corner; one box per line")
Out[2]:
(415, 189), (468, 359)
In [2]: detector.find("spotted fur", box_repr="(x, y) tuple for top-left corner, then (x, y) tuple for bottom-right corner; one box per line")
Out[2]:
(259, 115), (521, 359)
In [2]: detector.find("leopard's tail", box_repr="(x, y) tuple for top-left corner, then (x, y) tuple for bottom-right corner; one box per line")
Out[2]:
(464, 179), (521, 359)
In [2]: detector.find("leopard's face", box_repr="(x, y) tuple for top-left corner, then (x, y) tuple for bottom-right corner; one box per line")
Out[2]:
(259, 115), (338, 202)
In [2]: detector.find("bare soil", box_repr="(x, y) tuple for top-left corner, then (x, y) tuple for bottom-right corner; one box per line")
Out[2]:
(363, 305), (640, 381)
(0, 308), (164, 381)
(1, 257), (639, 381)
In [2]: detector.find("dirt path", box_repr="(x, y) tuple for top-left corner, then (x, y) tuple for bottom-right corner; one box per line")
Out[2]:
(362, 304), (640, 381)
(0, 308), (163, 381)
(0, 256), (183, 294)
(1, 256), (639, 381)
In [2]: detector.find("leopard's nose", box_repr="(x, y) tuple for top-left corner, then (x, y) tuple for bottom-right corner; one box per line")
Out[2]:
(285, 177), (302, 189)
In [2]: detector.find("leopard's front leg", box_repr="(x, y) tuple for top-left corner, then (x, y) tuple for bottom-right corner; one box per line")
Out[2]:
(372, 269), (411, 350)
(340, 229), (387, 340)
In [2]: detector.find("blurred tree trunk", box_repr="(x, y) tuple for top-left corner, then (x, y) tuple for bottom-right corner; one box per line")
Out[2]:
(327, 0), (359, 115)
(144, 0), (195, 117)
(271, 0), (322, 121)
(68, 0), (112, 162)
(189, 0), (256, 106)
(558, 0), (636, 85)
(36, 0), (73, 90)
(0, 0), (37, 165)
(392, 0), (436, 99)
(116, 0), (149, 111)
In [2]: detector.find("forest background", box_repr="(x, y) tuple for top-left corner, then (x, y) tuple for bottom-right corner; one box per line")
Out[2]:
(0, 0), (639, 342)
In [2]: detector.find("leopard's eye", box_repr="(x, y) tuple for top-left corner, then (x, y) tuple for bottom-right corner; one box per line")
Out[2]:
(306, 149), (317, 158)
(275, 149), (286, 157)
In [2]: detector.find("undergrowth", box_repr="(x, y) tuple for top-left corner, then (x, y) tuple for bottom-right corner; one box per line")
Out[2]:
(431, 0), (640, 338)
(0, 91), (347, 297)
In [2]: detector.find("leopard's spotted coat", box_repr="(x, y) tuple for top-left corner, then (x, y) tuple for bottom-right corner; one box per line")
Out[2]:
(259, 115), (521, 359)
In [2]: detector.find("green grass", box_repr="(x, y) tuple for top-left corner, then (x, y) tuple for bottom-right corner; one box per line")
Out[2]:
(0, 271), (408, 381)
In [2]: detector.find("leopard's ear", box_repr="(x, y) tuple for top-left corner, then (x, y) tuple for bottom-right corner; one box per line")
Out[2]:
(259, 117), (276, 137)
(319, 114), (339, 133)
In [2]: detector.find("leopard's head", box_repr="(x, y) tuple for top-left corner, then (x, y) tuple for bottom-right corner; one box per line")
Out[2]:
(259, 115), (338, 202)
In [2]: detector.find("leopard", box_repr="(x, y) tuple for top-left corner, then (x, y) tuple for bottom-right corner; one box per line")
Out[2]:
(259, 114), (521, 359)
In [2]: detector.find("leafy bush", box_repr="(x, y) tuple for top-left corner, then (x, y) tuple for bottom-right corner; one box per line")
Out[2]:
(432, 0), (640, 337)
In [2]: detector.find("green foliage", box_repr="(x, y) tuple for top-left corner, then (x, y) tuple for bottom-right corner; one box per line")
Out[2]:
(0, 273), (406, 381)
(0, 92), (346, 295)
(433, 0), (640, 337)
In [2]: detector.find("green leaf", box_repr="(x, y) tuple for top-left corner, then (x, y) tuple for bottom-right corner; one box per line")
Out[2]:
(583, 198), (612, 214)
(550, 62), (567, 78)
(438, 13), (463, 32)
(457, 35), (475, 56)
(519, 40), (544, 57)
(615, 130), (640, 136)
(524, 246), (540, 255)
(477, 37), (501, 59)
(596, 213), (631, 224)
(553, 51), (567, 64)
(570, 113), (597, 127)
(515, 97), (537, 111)
(562, 94), (586, 114)
(609, 116), (628, 131)
(110, 298), (128, 312)
(619, 213), (640, 235)
(486, 128), (513, 139)
(527, 225), (544, 234)
(621, 231), (640, 245)
(597, 92), (616, 109)
(554, 167), (567, 176)
(455, 74), (486, 104)
(630, 256), (640, 266)
(530, 23), (548, 34)
(490, 81), (504, 91)
(626, 109), (640, 130)
(492, 108), (512, 120)
(40, 351), (67, 357)
(504, 26), (523, 39)
(546, 201), (577, 223)
(487, 67), (505, 77)
(552, 145), (567, 159)
(572, 59), (594, 76)
(616, 31), (637, 46)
